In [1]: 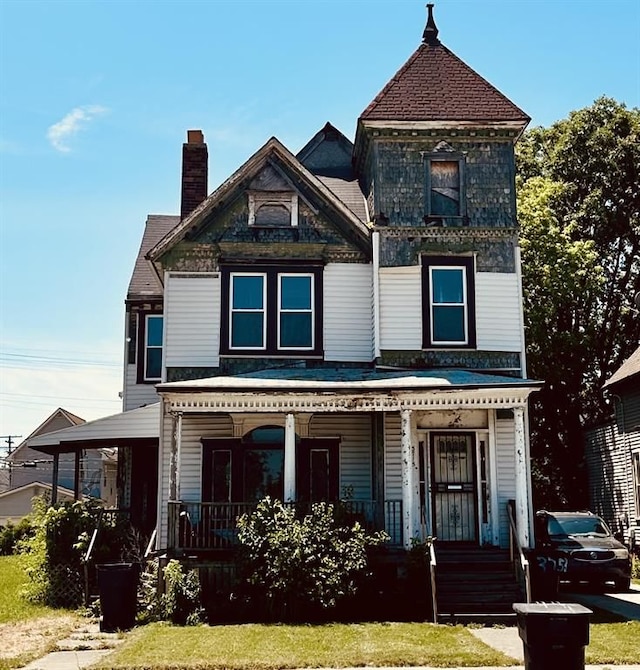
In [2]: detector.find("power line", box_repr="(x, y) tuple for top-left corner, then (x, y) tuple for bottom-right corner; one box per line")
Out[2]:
(0, 391), (121, 403)
(0, 352), (119, 368)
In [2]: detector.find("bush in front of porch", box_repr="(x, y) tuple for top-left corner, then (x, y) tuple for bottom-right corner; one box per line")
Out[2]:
(234, 497), (389, 622)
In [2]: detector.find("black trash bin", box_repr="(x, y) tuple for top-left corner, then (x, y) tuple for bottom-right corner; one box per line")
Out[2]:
(96, 562), (140, 632)
(513, 602), (592, 670)
(529, 550), (560, 600)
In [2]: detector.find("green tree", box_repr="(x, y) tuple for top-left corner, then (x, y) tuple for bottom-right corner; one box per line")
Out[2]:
(517, 97), (640, 507)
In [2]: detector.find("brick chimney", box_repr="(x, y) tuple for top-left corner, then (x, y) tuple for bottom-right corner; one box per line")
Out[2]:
(180, 129), (208, 220)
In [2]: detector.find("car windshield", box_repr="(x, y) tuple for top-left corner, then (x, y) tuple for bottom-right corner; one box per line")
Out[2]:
(547, 515), (610, 538)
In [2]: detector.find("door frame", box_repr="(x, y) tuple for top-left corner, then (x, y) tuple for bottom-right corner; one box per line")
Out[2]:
(419, 429), (492, 544)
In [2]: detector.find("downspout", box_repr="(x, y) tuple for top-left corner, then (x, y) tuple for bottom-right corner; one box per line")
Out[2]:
(372, 230), (381, 360)
(516, 244), (535, 542)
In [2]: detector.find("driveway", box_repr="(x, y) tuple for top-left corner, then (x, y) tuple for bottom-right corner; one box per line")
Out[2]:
(563, 583), (640, 621)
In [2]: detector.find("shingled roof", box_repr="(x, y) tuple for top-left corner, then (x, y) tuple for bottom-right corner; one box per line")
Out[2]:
(360, 5), (529, 124)
(603, 345), (640, 389)
(127, 214), (179, 300)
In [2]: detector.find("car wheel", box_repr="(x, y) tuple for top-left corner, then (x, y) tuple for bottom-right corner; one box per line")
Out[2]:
(615, 578), (631, 592)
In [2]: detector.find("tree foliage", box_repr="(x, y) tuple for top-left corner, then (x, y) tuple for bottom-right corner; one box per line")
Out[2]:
(517, 97), (640, 508)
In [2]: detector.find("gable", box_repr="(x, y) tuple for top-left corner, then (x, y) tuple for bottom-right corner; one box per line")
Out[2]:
(297, 122), (355, 179)
(149, 139), (371, 272)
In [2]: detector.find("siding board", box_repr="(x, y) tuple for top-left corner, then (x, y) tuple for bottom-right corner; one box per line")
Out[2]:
(310, 414), (372, 499)
(324, 264), (374, 362)
(475, 273), (521, 352)
(495, 417), (516, 548)
(165, 274), (220, 368)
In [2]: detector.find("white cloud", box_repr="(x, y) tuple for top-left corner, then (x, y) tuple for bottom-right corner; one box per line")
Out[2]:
(47, 105), (109, 152)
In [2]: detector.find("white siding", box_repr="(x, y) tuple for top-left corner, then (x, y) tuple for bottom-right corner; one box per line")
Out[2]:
(475, 272), (522, 352)
(323, 264), (374, 362)
(384, 413), (403, 501)
(123, 364), (159, 411)
(309, 414), (372, 499)
(495, 416), (516, 548)
(379, 267), (422, 350)
(158, 414), (232, 547)
(378, 267), (522, 354)
(164, 273), (220, 368)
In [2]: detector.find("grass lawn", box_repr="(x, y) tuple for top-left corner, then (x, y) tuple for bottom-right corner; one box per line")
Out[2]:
(0, 554), (55, 624)
(92, 621), (518, 669)
(92, 616), (640, 670)
(0, 555), (80, 670)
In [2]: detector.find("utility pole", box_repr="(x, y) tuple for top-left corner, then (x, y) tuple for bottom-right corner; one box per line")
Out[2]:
(0, 435), (22, 456)
(0, 435), (22, 490)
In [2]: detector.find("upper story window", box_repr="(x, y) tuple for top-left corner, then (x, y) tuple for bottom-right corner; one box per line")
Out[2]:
(144, 315), (163, 380)
(221, 265), (322, 357)
(248, 192), (298, 227)
(425, 143), (466, 222)
(421, 256), (476, 349)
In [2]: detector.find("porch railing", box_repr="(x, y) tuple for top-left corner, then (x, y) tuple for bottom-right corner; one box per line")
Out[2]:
(507, 500), (531, 602)
(168, 499), (403, 553)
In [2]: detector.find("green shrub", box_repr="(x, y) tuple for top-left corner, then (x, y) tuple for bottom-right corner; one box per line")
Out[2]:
(0, 516), (35, 555)
(236, 497), (389, 621)
(138, 559), (205, 625)
(17, 497), (138, 608)
(632, 554), (640, 581)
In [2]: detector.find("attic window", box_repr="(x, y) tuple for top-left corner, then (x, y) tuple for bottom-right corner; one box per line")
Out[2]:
(248, 192), (298, 227)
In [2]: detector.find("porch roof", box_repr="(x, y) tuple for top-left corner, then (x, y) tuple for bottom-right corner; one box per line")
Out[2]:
(158, 367), (542, 393)
(26, 403), (160, 454)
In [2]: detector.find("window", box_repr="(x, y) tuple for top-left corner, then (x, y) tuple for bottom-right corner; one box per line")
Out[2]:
(248, 192), (298, 227)
(144, 315), (163, 380)
(421, 256), (476, 349)
(425, 147), (465, 221)
(202, 431), (339, 504)
(221, 265), (322, 356)
(230, 274), (266, 349)
(279, 274), (313, 349)
(136, 312), (163, 383)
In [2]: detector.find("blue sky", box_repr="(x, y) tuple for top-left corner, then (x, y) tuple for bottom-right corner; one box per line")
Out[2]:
(1, 0), (639, 445)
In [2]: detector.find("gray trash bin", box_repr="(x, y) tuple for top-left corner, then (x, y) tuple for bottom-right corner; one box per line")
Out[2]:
(96, 562), (140, 632)
(513, 602), (592, 670)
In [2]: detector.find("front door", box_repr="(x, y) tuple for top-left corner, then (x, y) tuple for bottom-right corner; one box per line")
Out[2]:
(431, 433), (478, 542)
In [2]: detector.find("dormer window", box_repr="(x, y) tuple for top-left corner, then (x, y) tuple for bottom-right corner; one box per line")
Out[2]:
(425, 143), (465, 221)
(248, 192), (298, 227)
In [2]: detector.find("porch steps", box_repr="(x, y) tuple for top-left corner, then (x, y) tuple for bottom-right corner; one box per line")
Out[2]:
(435, 547), (523, 624)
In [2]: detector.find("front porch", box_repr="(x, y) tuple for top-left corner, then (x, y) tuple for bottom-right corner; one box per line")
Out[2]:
(167, 499), (404, 555)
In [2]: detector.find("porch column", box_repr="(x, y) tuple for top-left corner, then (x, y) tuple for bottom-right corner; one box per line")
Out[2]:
(514, 406), (530, 548)
(169, 412), (182, 501)
(51, 452), (59, 505)
(284, 413), (296, 502)
(73, 449), (81, 500)
(401, 409), (420, 548)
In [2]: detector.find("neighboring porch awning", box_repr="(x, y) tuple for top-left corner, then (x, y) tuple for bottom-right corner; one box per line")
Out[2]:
(26, 403), (160, 455)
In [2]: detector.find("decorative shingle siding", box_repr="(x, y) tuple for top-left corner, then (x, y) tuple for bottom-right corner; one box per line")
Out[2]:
(377, 230), (517, 271)
(363, 135), (517, 230)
